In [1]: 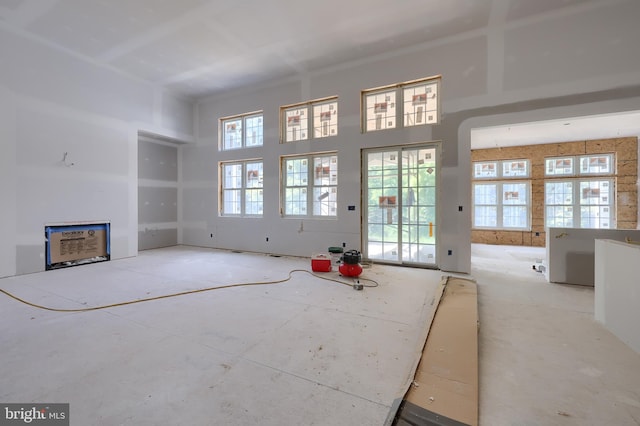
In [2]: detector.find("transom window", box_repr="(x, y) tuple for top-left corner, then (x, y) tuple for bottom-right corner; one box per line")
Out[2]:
(362, 75), (440, 132)
(220, 160), (263, 216)
(219, 111), (263, 150)
(280, 97), (338, 143)
(474, 159), (529, 179)
(282, 153), (338, 217)
(545, 154), (614, 177)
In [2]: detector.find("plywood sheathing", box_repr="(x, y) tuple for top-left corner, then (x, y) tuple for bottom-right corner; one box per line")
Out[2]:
(471, 137), (638, 247)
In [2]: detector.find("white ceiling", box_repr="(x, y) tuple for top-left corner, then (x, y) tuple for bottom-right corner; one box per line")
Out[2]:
(2, 0), (637, 145)
(471, 110), (640, 149)
(0, 0), (603, 99)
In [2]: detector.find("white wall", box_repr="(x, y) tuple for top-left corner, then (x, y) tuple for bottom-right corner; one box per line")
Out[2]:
(546, 227), (640, 286)
(184, 0), (640, 273)
(3, 1), (640, 277)
(594, 239), (640, 354)
(0, 28), (194, 278)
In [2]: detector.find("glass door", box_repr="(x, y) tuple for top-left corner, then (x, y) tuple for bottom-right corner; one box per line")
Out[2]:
(363, 144), (438, 267)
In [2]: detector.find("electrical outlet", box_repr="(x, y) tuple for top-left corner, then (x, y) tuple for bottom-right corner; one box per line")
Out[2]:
(266, 237), (269, 242)
(210, 233), (213, 238)
(458, 206), (463, 212)
(342, 242), (346, 248)
(448, 250), (453, 256)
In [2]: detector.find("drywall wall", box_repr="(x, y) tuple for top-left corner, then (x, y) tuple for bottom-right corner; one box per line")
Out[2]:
(0, 87), (17, 278)
(185, 0), (640, 273)
(0, 27), (194, 277)
(594, 239), (640, 354)
(546, 227), (640, 286)
(138, 138), (179, 250)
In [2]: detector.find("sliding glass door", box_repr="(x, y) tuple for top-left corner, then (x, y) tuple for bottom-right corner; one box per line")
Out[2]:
(363, 144), (439, 267)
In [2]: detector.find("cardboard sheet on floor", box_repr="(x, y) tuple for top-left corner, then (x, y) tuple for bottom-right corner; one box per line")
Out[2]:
(389, 276), (478, 426)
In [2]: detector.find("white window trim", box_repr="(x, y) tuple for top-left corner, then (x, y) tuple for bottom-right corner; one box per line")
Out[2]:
(544, 154), (615, 177)
(473, 159), (530, 179)
(544, 177), (616, 229)
(219, 110), (263, 151)
(472, 180), (531, 231)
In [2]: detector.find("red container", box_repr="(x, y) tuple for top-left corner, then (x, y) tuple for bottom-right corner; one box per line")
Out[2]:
(339, 262), (363, 277)
(311, 254), (332, 272)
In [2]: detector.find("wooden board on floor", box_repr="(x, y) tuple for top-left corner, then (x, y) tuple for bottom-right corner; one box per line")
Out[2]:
(392, 276), (479, 426)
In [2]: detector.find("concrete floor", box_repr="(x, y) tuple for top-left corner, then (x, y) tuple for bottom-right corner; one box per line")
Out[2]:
(472, 243), (640, 426)
(1, 244), (639, 425)
(0, 246), (442, 425)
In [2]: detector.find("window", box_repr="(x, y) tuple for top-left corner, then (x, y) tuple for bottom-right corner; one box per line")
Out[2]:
(544, 154), (615, 229)
(473, 181), (530, 230)
(220, 111), (263, 150)
(281, 97), (338, 143)
(363, 89), (397, 131)
(282, 153), (338, 217)
(472, 159), (531, 230)
(473, 161), (498, 179)
(362, 75), (440, 132)
(474, 159), (529, 179)
(220, 160), (263, 216)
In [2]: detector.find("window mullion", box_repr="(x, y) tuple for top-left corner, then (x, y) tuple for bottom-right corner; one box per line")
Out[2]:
(308, 157), (314, 216)
(574, 180), (580, 226)
(497, 182), (503, 229)
(240, 162), (246, 216)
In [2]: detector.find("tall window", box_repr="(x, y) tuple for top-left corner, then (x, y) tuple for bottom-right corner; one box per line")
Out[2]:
(281, 97), (338, 143)
(220, 111), (263, 150)
(362, 75), (440, 132)
(472, 160), (531, 230)
(220, 160), (263, 216)
(544, 154), (615, 228)
(282, 153), (338, 217)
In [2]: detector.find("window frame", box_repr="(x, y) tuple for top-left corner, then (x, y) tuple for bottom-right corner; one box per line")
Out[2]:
(361, 75), (441, 133)
(545, 154), (615, 177)
(280, 96), (338, 143)
(472, 180), (531, 231)
(473, 159), (530, 180)
(219, 111), (263, 151)
(544, 178), (615, 229)
(472, 159), (531, 230)
(543, 153), (616, 229)
(219, 159), (264, 217)
(280, 151), (338, 218)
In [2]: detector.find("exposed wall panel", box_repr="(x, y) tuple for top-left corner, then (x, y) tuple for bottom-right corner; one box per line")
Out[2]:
(138, 140), (179, 250)
(504, 1), (640, 91)
(138, 140), (178, 181)
(138, 229), (178, 252)
(471, 137), (638, 246)
(0, 88), (17, 278)
(138, 187), (178, 224)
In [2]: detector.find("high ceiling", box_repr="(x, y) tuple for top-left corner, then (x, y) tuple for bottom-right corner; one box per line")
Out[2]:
(0, 0), (607, 99)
